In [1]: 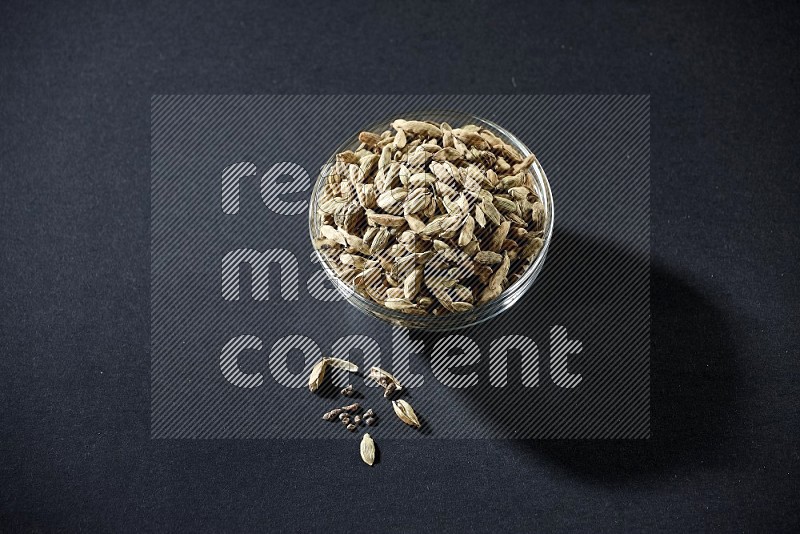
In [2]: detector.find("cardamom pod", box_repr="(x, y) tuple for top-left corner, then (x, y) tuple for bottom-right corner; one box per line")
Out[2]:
(326, 357), (359, 373)
(360, 433), (376, 465)
(309, 357), (357, 392)
(392, 399), (421, 428)
(308, 358), (329, 392)
(369, 366), (403, 391)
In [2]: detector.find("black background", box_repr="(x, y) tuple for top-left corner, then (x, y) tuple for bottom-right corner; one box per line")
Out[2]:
(1, 0), (798, 532)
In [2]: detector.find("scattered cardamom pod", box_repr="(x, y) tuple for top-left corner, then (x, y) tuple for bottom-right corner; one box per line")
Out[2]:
(392, 399), (421, 428)
(308, 357), (358, 393)
(326, 357), (359, 372)
(308, 358), (329, 392)
(369, 366), (403, 392)
(360, 433), (376, 466)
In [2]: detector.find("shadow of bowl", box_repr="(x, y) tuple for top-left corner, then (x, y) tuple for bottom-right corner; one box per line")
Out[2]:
(406, 228), (739, 479)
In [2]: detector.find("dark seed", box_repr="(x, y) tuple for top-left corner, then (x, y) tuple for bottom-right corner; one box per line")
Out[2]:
(365, 417), (376, 426)
(353, 416), (362, 424)
(341, 384), (354, 396)
(383, 382), (397, 398)
(343, 403), (360, 413)
(363, 409), (375, 418)
(346, 423), (357, 432)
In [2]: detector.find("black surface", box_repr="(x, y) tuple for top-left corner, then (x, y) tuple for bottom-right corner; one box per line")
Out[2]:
(1, 0), (798, 532)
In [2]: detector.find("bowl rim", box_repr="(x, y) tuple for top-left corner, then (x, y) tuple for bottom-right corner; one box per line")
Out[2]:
(308, 109), (554, 330)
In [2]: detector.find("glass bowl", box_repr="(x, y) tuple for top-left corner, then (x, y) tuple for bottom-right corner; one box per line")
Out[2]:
(308, 110), (554, 331)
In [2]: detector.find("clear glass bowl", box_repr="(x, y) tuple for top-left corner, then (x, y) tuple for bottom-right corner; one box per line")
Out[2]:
(308, 110), (554, 331)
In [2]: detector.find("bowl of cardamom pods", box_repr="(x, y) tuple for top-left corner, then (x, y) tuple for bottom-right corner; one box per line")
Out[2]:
(309, 111), (553, 330)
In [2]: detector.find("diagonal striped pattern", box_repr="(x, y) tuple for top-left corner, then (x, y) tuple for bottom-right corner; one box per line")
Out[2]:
(151, 95), (649, 439)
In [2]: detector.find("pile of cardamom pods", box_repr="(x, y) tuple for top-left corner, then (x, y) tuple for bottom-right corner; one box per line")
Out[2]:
(313, 118), (546, 315)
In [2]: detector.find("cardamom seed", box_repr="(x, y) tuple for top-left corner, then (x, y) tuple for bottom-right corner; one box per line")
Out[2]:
(343, 403), (360, 413)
